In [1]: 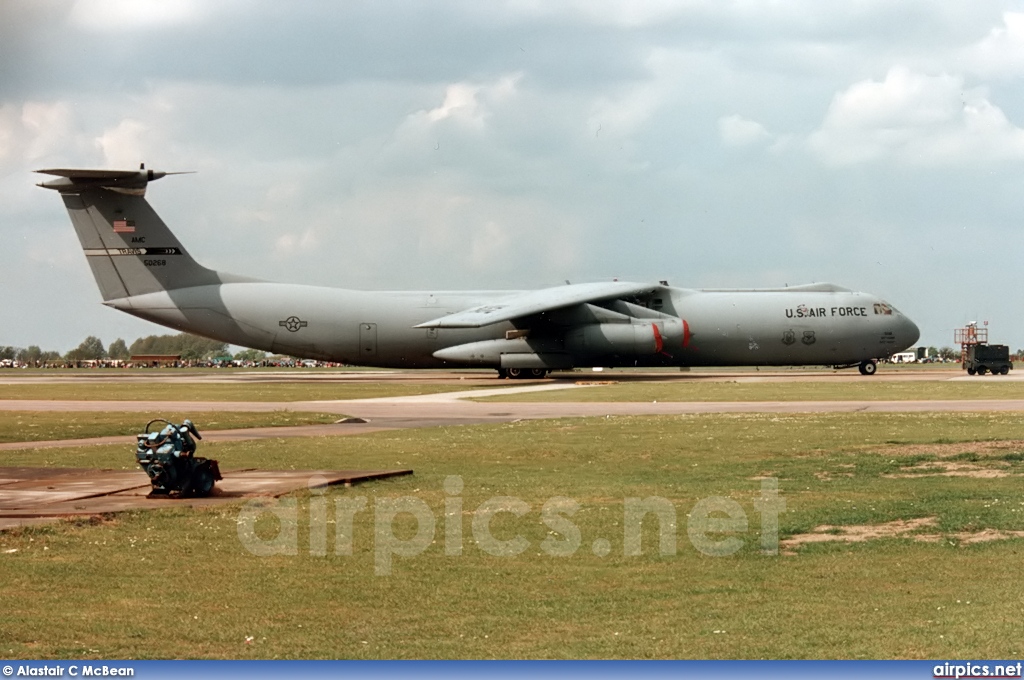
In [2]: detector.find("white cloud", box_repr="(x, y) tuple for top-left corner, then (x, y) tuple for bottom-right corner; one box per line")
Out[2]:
(966, 11), (1024, 79)
(95, 119), (150, 168)
(808, 66), (1024, 166)
(420, 74), (522, 129)
(584, 46), (695, 147)
(0, 101), (83, 172)
(718, 114), (770, 147)
(21, 101), (77, 162)
(274, 229), (318, 255)
(379, 74), (525, 169)
(469, 220), (511, 269)
(297, 180), (584, 286)
(0, 105), (18, 164)
(504, 0), (688, 28)
(69, 0), (205, 31)
(427, 84), (482, 124)
(588, 85), (662, 142)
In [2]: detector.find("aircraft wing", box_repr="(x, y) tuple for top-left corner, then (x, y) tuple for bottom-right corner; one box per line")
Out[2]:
(414, 281), (658, 328)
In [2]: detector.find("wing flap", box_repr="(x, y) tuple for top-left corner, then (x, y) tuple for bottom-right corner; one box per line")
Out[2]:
(414, 281), (657, 328)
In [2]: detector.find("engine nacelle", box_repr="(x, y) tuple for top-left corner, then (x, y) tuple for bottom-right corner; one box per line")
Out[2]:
(434, 319), (687, 367)
(565, 319), (684, 358)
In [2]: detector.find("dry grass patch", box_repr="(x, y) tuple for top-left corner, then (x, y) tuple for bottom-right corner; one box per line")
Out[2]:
(882, 461), (1017, 479)
(813, 470), (855, 480)
(947, 529), (1024, 545)
(867, 440), (1024, 458)
(782, 517), (1024, 554)
(782, 517), (940, 554)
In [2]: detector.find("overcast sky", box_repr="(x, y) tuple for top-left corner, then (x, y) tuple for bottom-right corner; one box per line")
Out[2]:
(2, 0), (1023, 353)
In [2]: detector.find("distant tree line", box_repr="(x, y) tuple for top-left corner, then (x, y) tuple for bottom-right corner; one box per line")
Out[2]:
(127, 333), (229, 360)
(2, 336), (1021, 368)
(0, 333), (270, 366)
(0, 345), (63, 365)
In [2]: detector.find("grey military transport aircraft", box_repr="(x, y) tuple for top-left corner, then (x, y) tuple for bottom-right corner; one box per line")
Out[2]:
(37, 167), (920, 378)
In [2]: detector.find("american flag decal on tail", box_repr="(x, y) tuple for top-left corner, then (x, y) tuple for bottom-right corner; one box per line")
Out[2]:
(113, 219), (135, 233)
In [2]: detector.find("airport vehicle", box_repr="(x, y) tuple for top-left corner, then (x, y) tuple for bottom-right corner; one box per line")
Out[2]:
(37, 167), (920, 377)
(964, 344), (1012, 376)
(135, 418), (221, 496)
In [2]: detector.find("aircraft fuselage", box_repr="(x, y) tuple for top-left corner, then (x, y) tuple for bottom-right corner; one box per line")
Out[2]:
(108, 283), (919, 369)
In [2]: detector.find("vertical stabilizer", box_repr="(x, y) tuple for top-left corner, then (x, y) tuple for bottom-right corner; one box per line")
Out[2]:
(37, 168), (222, 301)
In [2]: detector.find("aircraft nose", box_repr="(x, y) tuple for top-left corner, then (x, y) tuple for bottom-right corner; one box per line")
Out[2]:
(902, 316), (921, 348)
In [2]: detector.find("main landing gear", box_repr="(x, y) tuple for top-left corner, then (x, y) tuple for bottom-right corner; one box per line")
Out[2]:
(858, 360), (877, 376)
(497, 368), (548, 379)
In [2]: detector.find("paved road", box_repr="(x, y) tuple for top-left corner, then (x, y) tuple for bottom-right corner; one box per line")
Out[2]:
(2, 378), (1024, 451)
(4, 395), (1019, 454)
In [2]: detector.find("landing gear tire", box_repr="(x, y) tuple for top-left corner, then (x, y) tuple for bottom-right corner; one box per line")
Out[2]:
(967, 367), (977, 375)
(1001, 366), (1010, 375)
(503, 367), (545, 379)
(858, 360), (877, 376)
(978, 366), (988, 375)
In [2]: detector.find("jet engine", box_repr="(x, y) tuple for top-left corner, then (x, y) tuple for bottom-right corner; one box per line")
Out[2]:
(565, 319), (684, 358)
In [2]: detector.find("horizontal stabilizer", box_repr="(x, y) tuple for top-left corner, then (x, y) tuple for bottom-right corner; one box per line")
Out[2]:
(36, 168), (193, 196)
(37, 168), (151, 180)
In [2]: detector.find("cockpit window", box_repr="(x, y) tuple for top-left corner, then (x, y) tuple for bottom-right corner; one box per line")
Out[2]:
(873, 302), (896, 315)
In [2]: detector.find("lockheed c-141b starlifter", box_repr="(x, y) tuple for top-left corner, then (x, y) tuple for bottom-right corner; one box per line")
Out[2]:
(37, 167), (920, 378)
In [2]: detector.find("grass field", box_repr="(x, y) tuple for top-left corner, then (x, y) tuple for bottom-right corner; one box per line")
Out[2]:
(0, 382), (481, 402)
(0, 411), (340, 445)
(479, 380), (1024, 402)
(3, 411), (1024, 658)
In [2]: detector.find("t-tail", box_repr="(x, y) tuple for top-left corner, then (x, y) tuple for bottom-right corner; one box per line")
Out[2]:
(36, 167), (229, 301)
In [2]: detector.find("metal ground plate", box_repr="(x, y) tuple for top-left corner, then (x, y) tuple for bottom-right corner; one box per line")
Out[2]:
(0, 466), (412, 530)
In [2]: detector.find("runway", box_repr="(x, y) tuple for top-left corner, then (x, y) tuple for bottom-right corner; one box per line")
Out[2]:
(3, 366), (1019, 385)
(1, 370), (1023, 452)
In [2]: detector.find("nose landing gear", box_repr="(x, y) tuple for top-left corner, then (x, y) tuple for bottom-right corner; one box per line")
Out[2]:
(858, 360), (877, 376)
